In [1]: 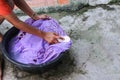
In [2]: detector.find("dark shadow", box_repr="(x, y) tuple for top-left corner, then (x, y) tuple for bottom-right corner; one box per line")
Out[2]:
(13, 51), (76, 80)
(39, 51), (75, 79)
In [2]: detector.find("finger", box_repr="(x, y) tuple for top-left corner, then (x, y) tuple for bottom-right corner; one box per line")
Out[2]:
(56, 36), (64, 40)
(49, 41), (54, 45)
(46, 16), (51, 20)
(54, 33), (59, 36)
(47, 16), (51, 19)
(43, 14), (50, 19)
(50, 41), (56, 45)
(54, 39), (59, 44)
(49, 39), (55, 45)
(59, 36), (64, 40)
(51, 39), (59, 44)
(53, 33), (64, 40)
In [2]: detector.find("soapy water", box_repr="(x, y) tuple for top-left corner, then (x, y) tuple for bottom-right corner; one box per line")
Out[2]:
(58, 36), (71, 43)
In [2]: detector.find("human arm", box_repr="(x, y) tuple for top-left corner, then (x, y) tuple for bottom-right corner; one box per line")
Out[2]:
(13, 0), (47, 20)
(3, 12), (62, 44)
(0, 0), (62, 44)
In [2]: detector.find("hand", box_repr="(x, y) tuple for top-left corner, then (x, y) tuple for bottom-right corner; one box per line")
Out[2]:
(39, 14), (50, 20)
(32, 14), (50, 20)
(42, 32), (64, 44)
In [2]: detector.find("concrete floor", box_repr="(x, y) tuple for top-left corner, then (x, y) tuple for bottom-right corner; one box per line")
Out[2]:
(1, 4), (120, 80)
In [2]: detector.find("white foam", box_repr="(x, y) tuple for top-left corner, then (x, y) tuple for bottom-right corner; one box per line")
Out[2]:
(58, 36), (71, 43)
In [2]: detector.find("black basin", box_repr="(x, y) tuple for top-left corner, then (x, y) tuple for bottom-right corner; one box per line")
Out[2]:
(1, 27), (65, 73)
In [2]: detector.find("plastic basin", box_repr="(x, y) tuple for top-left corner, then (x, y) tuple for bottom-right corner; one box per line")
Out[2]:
(1, 27), (65, 73)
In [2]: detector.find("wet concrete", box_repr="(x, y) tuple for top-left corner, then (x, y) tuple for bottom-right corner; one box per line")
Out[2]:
(1, 4), (120, 80)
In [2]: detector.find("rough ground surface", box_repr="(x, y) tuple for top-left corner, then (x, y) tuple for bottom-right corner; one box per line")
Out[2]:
(1, 4), (120, 80)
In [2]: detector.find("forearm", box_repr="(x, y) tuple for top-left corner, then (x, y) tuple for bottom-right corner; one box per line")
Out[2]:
(3, 12), (44, 38)
(13, 0), (35, 18)
(14, 21), (44, 37)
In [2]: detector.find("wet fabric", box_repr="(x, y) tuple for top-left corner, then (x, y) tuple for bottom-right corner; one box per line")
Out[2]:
(9, 18), (72, 64)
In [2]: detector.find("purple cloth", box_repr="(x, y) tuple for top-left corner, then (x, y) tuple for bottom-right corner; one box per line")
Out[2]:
(9, 18), (72, 64)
